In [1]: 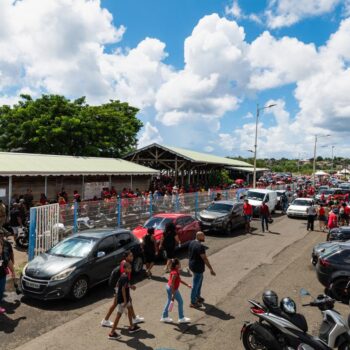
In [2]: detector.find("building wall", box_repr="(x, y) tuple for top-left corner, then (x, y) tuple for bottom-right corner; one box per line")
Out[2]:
(0, 175), (152, 204)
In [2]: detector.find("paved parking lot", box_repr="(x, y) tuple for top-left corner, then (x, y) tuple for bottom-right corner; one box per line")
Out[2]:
(2, 213), (347, 350)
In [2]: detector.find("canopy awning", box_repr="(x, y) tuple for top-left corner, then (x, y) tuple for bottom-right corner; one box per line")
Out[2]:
(228, 166), (269, 173)
(0, 152), (159, 177)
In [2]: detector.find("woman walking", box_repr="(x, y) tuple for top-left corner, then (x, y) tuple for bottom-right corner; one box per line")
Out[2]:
(160, 222), (180, 273)
(0, 239), (16, 314)
(160, 258), (191, 324)
(143, 227), (157, 278)
(318, 204), (327, 232)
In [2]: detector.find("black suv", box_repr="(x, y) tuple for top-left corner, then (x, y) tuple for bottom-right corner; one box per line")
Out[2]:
(327, 226), (350, 241)
(316, 246), (350, 302)
(21, 228), (143, 301)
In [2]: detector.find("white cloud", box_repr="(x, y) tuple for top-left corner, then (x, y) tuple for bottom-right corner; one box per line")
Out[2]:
(204, 146), (214, 152)
(138, 122), (163, 148)
(225, 0), (242, 19)
(266, 0), (341, 28)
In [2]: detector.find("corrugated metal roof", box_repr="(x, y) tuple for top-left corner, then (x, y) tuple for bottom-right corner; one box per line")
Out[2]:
(0, 152), (159, 176)
(126, 143), (253, 167)
(163, 145), (253, 167)
(229, 166), (269, 173)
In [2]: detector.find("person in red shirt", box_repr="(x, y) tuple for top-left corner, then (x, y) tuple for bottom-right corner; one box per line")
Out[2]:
(260, 201), (270, 233)
(328, 209), (338, 230)
(161, 258), (192, 324)
(243, 199), (253, 233)
(344, 204), (350, 225)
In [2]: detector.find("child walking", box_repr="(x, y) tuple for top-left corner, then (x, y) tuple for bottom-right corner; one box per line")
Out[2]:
(108, 262), (140, 340)
(160, 258), (191, 324)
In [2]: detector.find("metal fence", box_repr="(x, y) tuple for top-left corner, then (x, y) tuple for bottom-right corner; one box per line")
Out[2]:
(28, 184), (296, 260)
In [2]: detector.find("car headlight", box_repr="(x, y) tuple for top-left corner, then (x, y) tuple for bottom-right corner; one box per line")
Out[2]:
(22, 263), (28, 275)
(50, 267), (76, 281)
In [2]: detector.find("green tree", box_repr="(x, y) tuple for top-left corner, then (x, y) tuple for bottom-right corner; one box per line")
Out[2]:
(0, 94), (142, 157)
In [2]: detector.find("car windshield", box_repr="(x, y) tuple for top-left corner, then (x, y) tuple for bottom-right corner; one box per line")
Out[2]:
(206, 203), (233, 213)
(292, 200), (311, 206)
(48, 237), (96, 258)
(322, 190), (334, 195)
(144, 217), (173, 230)
(247, 191), (266, 201)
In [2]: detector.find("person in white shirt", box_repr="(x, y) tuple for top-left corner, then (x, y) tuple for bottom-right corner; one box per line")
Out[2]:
(306, 203), (317, 231)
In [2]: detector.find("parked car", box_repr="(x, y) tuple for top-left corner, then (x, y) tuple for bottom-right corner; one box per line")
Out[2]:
(316, 246), (350, 302)
(21, 228), (143, 301)
(311, 241), (350, 266)
(132, 213), (200, 249)
(327, 226), (350, 241)
(286, 198), (314, 218)
(198, 200), (244, 234)
(246, 189), (278, 216)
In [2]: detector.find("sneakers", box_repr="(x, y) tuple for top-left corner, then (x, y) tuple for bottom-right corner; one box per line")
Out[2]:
(108, 332), (121, 340)
(160, 317), (173, 323)
(129, 325), (141, 333)
(178, 317), (191, 324)
(101, 319), (113, 328)
(133, 315), (144, 324)
(0, 307), (5, 314)
(189, 302), (202, 309)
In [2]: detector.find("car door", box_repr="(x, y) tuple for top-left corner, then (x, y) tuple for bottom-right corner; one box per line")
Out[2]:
(89, 235), (117, 284)
(231, 203), (244, 228)
(181, 216), (197, 242)
(114, 232), (136, 265)
(174, 217), (186, 243)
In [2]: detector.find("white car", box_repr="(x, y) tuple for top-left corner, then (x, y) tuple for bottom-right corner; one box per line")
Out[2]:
(287, 198), (314, 218)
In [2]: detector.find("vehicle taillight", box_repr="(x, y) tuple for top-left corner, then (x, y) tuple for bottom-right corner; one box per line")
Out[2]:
(250, 307), (265, 314)
(319, 258), (331, 267)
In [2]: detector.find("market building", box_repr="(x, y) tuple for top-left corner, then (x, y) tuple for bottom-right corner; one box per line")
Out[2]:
(0, 152), (158, 208)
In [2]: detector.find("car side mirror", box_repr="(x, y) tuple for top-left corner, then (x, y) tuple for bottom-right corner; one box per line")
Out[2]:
(97, 251), (106, 258)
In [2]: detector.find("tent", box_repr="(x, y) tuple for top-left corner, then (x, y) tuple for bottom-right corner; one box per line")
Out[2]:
(314, 170), (329, 176)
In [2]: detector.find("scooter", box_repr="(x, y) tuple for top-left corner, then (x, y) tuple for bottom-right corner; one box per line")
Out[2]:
(240, 288), (350, 350)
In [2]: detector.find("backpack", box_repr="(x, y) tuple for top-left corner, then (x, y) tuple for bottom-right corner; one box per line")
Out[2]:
(108, 266), (121, 288)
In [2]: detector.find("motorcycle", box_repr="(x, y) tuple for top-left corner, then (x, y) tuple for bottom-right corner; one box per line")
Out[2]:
(240, 288), (350, 350)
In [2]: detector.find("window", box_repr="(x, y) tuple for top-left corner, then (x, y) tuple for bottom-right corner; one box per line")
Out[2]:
(116, 233), (132, 248)
(175, 218), (186, 227)
(97, 236), (116, 255)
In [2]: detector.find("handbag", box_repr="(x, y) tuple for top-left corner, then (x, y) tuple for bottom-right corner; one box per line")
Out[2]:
(268, 217), (274, 224)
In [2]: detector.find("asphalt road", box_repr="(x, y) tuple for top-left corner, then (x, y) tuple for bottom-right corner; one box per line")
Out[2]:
(3, 212), (343, 350)
(0, 218), (255, 350)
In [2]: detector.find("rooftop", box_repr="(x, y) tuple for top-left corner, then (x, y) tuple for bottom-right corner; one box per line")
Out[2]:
(0, 152), (159, 177)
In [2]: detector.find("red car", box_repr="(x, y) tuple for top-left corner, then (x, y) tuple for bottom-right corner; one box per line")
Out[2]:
(132, 213), (200, 249)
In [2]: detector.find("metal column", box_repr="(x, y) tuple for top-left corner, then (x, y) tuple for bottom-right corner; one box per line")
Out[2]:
(8, 176), (12, 215)
(44, 176), (48, 197)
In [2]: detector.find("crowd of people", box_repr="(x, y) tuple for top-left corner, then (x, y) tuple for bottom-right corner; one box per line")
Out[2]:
(100, 228), (216, 340)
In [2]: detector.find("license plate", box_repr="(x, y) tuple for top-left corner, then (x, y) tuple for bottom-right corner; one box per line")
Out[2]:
(25, 281), (40, 289)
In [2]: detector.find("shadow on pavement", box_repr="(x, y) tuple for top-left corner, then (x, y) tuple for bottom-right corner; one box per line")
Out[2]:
(174, 322), (205, 336)
(117, 328), (155, 350)
(0, 300), (26, 333)
(268, 231), (281, 235)
(200, 303), (235, 321)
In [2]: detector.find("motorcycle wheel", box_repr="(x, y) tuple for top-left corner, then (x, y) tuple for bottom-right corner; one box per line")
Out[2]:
(242, 326), (268, 350)
(15, 236), (29, 249)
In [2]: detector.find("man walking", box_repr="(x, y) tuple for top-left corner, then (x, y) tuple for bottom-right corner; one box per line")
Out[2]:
(188, 231), (215, 308)
(260, 201), (270, 233)
(306, 202), (317, 231)
(243, 199), (253, 233)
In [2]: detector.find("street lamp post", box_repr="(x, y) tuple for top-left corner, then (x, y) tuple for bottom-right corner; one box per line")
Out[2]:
(312, 134), (330, 187)
(253, 103), (277, 188)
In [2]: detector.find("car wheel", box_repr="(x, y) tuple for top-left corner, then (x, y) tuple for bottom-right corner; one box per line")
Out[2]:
(329, 278), (350, 303)
(133, 256), (143, 274)
(226, 221), (233, 235)
(70, 276), (89, 300)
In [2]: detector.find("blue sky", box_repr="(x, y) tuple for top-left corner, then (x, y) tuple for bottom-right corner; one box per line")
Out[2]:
(1, 0), (350, 158)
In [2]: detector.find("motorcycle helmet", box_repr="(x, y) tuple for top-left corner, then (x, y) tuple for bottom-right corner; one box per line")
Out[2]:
(280, 297), (297, 314)
(262, 290), (279, 309)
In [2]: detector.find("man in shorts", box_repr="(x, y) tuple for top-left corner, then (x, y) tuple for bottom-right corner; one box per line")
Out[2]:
(108, 262), (140, 340)
(243, 199), (253, 233)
